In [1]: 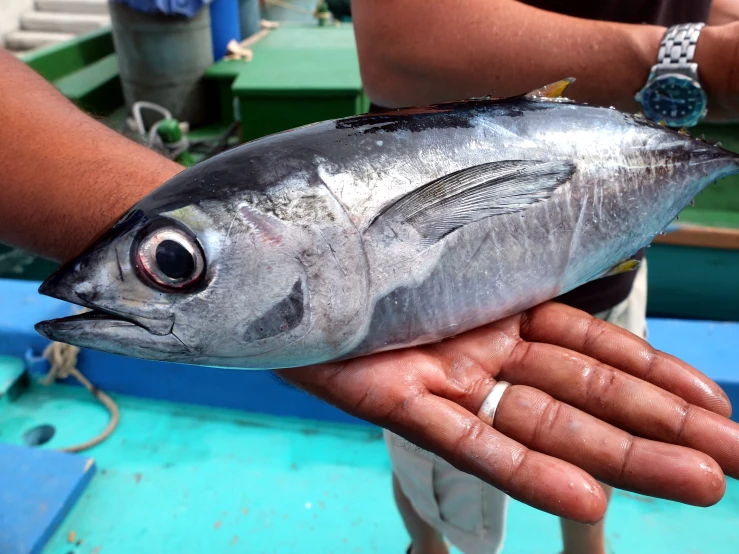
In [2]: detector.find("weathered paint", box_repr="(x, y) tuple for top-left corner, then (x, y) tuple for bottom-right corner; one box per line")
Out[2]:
(0, 382), (737, 554)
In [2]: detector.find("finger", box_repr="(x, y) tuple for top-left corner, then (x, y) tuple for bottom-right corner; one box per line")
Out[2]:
(383, 390), (608, 523)
(495, 340), (739, 479)
(282, 352), (607, 523)
(520, 302), (731, 417)
(492, 384), (726, 506)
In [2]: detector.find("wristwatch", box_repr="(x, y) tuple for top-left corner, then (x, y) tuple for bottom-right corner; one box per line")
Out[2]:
(635, 23), (708, 128)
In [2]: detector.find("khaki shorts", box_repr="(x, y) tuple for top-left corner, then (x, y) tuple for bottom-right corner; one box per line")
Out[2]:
(385, 262), (648, 554)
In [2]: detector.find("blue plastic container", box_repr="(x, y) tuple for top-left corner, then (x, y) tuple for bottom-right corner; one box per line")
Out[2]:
(109, 1), (215, 127)
(209, 0), (241, 59)
(111, 0), (212, 18)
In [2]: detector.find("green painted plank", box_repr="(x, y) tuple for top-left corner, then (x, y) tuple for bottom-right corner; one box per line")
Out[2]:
(20, 26), (114, 83)
(677, 207), (739, 229)
(53, 53), (122, 115)
(689, 124), (739, 215)
(239, 95), (361, 141)
(205, 59), (249, 80)
(54, 53), (118, 99)
(233, 48), (363, 94)
(232, 24), (362, 94)
(0, 245), (57, 282)
(646, 244), (739, 321)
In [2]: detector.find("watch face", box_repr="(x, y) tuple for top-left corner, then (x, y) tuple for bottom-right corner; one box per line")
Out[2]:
(640, 74), (707, 127)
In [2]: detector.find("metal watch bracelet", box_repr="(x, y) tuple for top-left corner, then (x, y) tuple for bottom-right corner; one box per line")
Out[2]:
(656, 22), (705, 70)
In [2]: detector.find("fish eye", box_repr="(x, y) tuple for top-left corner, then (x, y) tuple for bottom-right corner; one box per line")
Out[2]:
(137, 227), (205, 289)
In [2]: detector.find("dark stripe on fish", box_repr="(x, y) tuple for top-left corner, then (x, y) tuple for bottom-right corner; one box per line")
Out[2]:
(243, 279), (304, 342)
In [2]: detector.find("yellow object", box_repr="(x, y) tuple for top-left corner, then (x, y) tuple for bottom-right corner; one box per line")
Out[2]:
(525, 78), (576, 99)
(600, 258), (641, 278)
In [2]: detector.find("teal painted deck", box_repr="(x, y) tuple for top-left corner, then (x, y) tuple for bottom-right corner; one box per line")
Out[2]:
(1, 381), (738, 554)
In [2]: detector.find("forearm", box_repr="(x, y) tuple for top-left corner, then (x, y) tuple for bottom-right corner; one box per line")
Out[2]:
(709, 0), (739, 25)
(352, 0), (730, 116)
(0, 49), (182, 263)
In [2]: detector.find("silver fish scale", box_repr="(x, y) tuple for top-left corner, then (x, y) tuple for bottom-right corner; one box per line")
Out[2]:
(314, 101), (733, 357)
(34, 96), (739, 369)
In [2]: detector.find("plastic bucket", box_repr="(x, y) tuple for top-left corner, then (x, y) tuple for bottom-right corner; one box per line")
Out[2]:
(109, 1), (215, 128)
(239, 0), (261, 38)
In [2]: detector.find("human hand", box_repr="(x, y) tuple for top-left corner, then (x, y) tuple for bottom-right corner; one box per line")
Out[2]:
(277, 302), (738, 524)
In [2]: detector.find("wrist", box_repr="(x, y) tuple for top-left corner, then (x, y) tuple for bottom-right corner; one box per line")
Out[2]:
(694, 22), (739, 120)
(622, 24), (667, 112)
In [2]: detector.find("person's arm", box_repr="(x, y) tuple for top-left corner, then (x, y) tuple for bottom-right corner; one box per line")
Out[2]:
(352, 0), (739, 120)
(709, 0), (739, 25)
(0, 48), (182, 262)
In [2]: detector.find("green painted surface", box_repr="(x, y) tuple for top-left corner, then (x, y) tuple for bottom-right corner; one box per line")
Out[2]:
(239, 94), (363, 142)
(0, 356), (27, 403)
(0, 246), (57, 282)
(0, 383), (737, 554)
(54, 54), (123, 115)
(688, 124), (739, 217)
(205, 59), (251, 81)
(217, 24), (368, 141)
(678, 208), (739, 229)
(646, 245), (739, 321)
(231, 28), (362, 94)
(20, 27), (115, 84)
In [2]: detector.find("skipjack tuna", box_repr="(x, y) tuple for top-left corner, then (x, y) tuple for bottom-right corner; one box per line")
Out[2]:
(35, 79), (739, 369)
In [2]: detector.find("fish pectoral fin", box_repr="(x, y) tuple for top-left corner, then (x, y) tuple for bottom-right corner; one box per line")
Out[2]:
(523, 78), (576, 101)
(595, 257), (642, 280)
(366, 159), (576, 247)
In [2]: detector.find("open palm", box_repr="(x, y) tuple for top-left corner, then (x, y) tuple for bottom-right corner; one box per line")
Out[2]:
(278, 302), (738, 523)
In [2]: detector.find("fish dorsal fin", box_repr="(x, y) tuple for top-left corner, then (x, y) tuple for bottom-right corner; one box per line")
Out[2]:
(463, 78), (576, 104)
(366, 159), (576, 248)
(524, 78), (576, 101)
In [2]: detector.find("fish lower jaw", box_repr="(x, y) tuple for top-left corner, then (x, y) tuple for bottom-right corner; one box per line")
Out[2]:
(35, 308), (174, 342)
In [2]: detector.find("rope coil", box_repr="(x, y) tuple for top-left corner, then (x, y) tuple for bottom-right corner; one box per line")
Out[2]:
(41, 341), (120, 453)
(224, 20), (280, 61)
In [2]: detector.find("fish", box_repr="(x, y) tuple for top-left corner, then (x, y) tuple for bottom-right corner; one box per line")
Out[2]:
(35, 79), (739, 370)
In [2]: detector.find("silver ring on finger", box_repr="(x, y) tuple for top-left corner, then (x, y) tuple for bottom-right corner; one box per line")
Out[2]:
(477, 381), (511, 428)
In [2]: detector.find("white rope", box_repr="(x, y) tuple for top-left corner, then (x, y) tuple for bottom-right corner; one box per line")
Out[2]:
(41, 340), (120, 453)
(224, 21), (279, 61)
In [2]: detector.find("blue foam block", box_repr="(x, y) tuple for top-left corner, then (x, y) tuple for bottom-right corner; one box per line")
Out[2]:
(647, 318), (739, 419)
(0, 443), (96, 554)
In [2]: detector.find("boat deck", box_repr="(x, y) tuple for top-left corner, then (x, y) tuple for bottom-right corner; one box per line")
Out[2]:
(1, 381), (738, 554)
(0, 279), (738, 554)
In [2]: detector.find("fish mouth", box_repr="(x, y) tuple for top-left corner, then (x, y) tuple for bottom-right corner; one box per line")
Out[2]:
(34, 273), (186, 359)
(35, 308), (172, 341)
(35, 276), (175, 339)
(34, 301), (192, 361)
